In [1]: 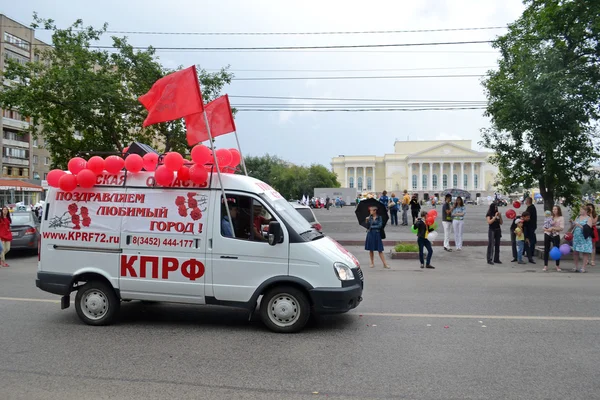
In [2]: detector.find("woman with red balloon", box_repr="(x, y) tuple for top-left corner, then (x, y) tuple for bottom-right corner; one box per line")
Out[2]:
(486, 202), (503, 265)
(451, 197), (466, 251)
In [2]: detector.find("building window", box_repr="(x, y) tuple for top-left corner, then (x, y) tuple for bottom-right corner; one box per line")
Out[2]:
(6, 167), (13, 176)
(33, 172), (40, 180)
(453, 174), (458, 188)
(422, 175), (427, 189)
(3, 49), (29, 66)
(33, 155), (38, 165)
(464, 174), (468, 188)
(443, 174), (448, 189)
(366, 177), (372, 191)
(4, 147), (28, 159)
(474, 174), (478, 189)
(432, 174), (438, 190)
(45, 157), (50, 165)
(357, 177), (363, 191)
(349, 177), (354, 189)
(4, 32), (31, 51)
(43, 172), (48, 180)
(33, 139), (38, 147)
(412, 174), (417, 190)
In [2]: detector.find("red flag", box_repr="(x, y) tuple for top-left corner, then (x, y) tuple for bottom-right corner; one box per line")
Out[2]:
(185, 95), (236, 146)
(139, 66), (204, 127)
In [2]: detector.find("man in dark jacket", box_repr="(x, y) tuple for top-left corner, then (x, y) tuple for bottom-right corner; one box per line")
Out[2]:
(523, 197), (537, 263)
(413, 211), (434, 269)
(410, 194), (421, 225)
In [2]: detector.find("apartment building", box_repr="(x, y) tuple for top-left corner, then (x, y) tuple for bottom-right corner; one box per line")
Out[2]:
(0, 14), (50, 203)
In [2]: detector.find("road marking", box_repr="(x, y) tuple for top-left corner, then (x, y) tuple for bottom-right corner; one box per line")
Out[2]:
(353, 312), (600, 321)
(1, 297), (599, 322)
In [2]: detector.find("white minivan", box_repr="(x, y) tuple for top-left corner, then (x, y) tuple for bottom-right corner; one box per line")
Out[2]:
(36, 170), (363, 333)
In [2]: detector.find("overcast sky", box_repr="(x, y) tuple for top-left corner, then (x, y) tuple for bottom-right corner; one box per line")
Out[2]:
(8, 0), (525, 166)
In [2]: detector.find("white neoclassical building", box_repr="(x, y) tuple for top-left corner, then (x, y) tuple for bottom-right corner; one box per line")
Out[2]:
(331, 140), (498, 198)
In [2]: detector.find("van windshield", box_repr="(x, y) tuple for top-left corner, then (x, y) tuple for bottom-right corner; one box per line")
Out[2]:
(261, 196), (314, 235)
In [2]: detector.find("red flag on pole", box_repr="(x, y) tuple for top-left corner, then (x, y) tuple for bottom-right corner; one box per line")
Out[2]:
(138, 66), (204, 127)
(185, 95), (236, 146)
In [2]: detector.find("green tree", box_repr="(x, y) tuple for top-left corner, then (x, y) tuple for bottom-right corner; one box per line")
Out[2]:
(480, 0), (600, 210)
(0, 14), (233, 169)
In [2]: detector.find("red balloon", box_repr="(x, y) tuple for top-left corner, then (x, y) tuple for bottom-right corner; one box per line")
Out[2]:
(143, 153), (158, 171)
(189, 164), (209, 185)
(68, 157), (87, 175)
(564, 232), (573, 242)
(177, 166), (190, 181)
(122, 146), (129, 155)
(47, 169), (66, 187)
(105, 156), (124, 174)
(513, 201), (521, 208)
(58, 174), (77, 192)
(164, 152), (184, 172)
(428, 209), (438, 219)
(87, 156), (105, 175)
(506, 209), (517, 219)
(215, 148), (232, 167)
(229, 148), (241, 167)
(426, 217), (435, 226)
(191, 145), (212, 165)
(77, 169), (96, 189)
(124, 154), (143, 173)
(154, 166), (174, 186)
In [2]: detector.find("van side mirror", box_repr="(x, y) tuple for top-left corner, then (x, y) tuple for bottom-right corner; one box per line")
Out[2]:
(268, 221), (283, 246)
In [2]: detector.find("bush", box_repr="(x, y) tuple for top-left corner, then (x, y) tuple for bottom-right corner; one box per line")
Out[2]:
(394, 242), (419, 252)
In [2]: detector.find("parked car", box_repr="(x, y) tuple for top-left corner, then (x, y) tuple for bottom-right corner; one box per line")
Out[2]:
(290, 202), (322, 232)
(10, 211), (40, 254)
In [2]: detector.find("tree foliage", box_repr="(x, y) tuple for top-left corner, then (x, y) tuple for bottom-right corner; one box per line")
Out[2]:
(0, 14), (233, 169)
(480, 0), (600, 210)
(244, 155), (340, 199)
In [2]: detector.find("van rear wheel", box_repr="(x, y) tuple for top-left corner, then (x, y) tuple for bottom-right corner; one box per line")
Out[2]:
(75, 281), (119, 326)
(260, 286), (310, 333)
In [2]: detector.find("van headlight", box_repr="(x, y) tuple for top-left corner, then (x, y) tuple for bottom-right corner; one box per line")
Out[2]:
(333, 262), (354, 281)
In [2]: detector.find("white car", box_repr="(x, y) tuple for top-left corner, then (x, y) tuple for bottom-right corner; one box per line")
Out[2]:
(290, 202), (322, 232)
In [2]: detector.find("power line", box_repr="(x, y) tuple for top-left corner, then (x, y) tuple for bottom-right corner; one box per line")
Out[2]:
(1, 24), (507, 35)
(231, 74), (484, 81)
(235, 107), (487, 112)
(207, 66), (496, 73)
(229, 95), (485, 102)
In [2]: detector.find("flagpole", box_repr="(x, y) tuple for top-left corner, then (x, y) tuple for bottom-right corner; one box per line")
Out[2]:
(202, 110), (233, 232)
(233, 130), (248, 176)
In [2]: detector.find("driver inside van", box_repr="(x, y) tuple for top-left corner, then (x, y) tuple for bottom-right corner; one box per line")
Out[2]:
(221, 204), (238, 238)
(252, 204), (270, 241)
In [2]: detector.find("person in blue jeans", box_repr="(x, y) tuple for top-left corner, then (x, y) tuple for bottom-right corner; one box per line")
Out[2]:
(413, 211), (434, 269)
(389, 192), (399, 226)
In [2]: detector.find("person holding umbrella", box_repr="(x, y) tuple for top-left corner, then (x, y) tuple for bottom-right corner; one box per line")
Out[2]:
(355, 198), (390, 269)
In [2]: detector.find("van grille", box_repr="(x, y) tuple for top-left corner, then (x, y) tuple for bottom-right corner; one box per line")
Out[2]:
(355, 267), (364, 281)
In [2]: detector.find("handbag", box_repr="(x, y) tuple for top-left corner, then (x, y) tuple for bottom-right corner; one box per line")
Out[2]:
(388, 200), (395, 209)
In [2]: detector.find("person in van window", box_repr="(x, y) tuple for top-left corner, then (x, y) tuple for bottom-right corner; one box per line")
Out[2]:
(221, 204), (238, 238)
(252, 204), (270, 241)
(0, 206), (12, 267)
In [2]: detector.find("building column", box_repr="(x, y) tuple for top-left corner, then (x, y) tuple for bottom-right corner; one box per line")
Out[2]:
(407, 163), (412, 190)
(460, 162), (465, 189)
(481, 163), (486, 191)
(450, 162), (454, 189)
(345, 167), (348, 187)
(418, 163), (423, 191)
(362, 167), (366, 192)
(372, 164), (376, 192)
(471, 162), (476, 191)
(428, 162), (433, 191)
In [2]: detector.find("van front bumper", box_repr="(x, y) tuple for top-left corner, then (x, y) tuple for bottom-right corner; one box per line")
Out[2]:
(36, 272), (73, 296)
(309, 282), (363, 314)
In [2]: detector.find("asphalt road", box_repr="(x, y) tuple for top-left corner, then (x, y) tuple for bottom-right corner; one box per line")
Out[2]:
(2, 244), (600, 400)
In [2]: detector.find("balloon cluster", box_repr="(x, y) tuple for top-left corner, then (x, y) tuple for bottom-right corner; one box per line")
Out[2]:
(550, 244), (571, 260)
(48, 146), (243, 191)
(505, 200), (522, 220)
(410, 209), (438, 234)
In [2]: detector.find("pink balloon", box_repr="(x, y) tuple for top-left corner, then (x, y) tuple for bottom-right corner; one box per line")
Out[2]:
(105, 156), (124, 174)
(47, 169), (66, 188)
(164, 152), (184, 172)
(154, 166), (174, 186)
(215, 148), (232, 167)
(191, 145), (212, 165)
(143, 153), (158, 171)
(68, 157), (87, 175)
(77, 169), (96, 188)
(122, 146), (129, 155)
(58, 174), (77, 192)
(229, 148), (241, 167)
(87, 156), (105, 175)
(189, 164), (209, 185)
(177, 166), (190, 181)
(124, 154), (143, 173)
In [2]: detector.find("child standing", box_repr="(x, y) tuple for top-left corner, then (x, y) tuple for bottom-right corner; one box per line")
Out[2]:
(514, 219), (526, 265)
(414, 211), (434, 269)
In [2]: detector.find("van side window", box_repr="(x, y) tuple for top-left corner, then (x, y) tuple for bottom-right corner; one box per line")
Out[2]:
(220, 195), (275, 241)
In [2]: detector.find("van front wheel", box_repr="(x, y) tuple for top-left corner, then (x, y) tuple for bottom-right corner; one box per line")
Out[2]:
(75, 281), (119, 326)
(260, 286), (310, 333)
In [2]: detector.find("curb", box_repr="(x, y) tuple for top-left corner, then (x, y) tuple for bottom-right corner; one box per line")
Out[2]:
(336, 240), (513, 247)
(390, 252), (420, 260)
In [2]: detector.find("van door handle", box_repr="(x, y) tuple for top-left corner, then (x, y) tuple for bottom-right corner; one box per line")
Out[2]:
(220, 256), (238, 259)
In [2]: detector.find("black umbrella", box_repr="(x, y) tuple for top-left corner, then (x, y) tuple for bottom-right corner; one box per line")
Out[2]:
(355, 198), (389, 229)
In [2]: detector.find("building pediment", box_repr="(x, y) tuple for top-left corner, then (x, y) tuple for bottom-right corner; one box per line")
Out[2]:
(407, 142), (484, 158)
